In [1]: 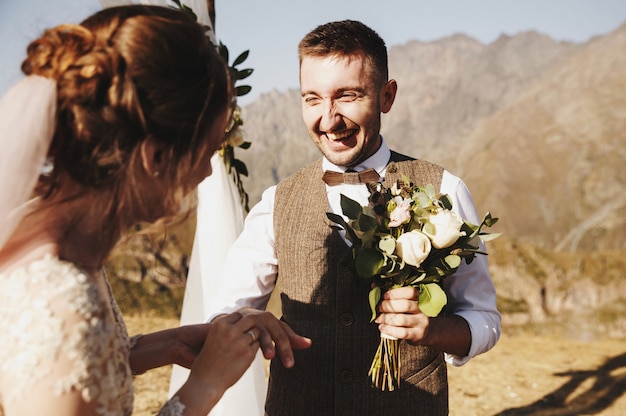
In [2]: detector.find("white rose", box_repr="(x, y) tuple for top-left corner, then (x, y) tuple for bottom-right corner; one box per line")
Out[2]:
(424, 209), (466, 249)
(396, 230), (432, 267)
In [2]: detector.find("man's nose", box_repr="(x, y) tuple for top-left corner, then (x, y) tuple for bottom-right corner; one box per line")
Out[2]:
(319, 100), (340, 131)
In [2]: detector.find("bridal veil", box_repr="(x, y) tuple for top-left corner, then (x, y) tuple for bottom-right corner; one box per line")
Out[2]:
(0, 76), (56, 250)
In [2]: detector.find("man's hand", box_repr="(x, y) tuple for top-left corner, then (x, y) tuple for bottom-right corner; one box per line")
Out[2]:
(375, 286), (471, 357)
(214, 308), (312, 368)
(168, 323), (211, 369)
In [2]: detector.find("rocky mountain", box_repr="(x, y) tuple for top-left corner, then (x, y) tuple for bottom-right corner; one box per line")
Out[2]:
(238, 23), (626, 253)
(455, 26), (626, 253)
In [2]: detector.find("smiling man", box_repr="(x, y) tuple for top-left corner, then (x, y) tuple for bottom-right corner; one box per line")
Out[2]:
(207, 20), (501, 415)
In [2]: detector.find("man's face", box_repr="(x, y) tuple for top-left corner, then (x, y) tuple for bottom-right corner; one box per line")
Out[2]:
(300, 54), (395, 168)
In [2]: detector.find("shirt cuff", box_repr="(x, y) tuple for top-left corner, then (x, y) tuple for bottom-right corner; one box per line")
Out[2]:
(444, 309), (501, 366)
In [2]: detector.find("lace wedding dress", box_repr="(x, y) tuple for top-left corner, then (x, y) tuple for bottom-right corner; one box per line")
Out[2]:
(0, 256), (184, 416)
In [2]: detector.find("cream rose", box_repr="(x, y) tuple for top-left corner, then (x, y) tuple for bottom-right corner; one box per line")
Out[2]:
(424, 209), (466, 249)
(396, 230), (431, 267)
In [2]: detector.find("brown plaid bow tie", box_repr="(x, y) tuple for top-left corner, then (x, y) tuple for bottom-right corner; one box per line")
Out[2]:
(321, 168), (381, 186)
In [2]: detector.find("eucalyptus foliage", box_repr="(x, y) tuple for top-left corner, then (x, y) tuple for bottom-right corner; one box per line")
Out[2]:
(327, 175), (500, 391)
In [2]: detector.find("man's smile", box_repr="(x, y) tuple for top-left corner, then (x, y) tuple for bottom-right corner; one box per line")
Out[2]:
(324, 129), (357, 143)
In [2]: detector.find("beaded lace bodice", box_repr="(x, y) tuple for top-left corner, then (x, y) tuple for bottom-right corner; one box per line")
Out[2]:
(0, 256), (184, 416)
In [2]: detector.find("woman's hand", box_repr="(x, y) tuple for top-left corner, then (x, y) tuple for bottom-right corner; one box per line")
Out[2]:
(172, 311), (311, 414)
(223, 308), (312, 368)
(186, 313), (262, 392)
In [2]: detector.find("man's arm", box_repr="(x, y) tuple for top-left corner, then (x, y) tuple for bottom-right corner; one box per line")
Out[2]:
(205, 186), (280, 321)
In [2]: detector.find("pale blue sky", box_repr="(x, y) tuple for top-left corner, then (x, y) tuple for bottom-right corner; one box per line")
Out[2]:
(2, 0), (625, 103)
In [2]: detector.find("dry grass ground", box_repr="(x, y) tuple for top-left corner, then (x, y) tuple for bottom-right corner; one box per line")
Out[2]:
(127, 316), (626, 416)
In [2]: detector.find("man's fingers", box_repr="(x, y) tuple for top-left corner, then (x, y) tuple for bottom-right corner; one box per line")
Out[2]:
(378, 298), (421, 314)
(282, 322), (312, 350)
(383, 286), (419, 300)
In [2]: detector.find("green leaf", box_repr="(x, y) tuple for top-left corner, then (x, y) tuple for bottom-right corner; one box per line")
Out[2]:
(235, 85), (252, 96)
(326, 213), (360, 246)
(415, 192), (431, 209)
(368, 286), (382, 322)
(378, 235), (396, 256)
(379, 255), (398, 274)
(418, 274), (441, 285)
(236, 68), (254, 80)
(218, 42), (229, 63)
(358, 212), (378, 232)
(232, 50), (250, 66)
(391, 267), (411, 286)
(359, 227), (376, 248)
(479, 232), (502, 242)
(231, 158), (248, 176)
(424, 183), (436, 198)
(418, 283), (448, 317)
(326, 212), (348, 229)
(439, 194), (453, 210)
(340, 194), (363, 220)
(423, 221), (436, 236)
(354, 247), (385, 278)
(464, 222), (481, 239)
(444, 254), (461, 269)
(482, 212), (499, 227)
(434, 266), (448, 277)
(405, 272), (426, 285)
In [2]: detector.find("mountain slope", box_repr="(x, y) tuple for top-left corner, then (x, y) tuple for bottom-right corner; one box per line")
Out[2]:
(238, 25), (626, 251)
(455, 23), (626, 251)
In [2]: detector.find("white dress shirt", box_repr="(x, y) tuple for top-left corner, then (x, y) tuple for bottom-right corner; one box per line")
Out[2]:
(206, 139), (501, 366)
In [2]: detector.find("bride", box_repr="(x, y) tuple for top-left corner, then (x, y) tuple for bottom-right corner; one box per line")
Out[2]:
(0, 5), (310, 415)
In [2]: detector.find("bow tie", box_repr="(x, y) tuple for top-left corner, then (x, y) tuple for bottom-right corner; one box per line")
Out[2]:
(321, 168), (381, 186)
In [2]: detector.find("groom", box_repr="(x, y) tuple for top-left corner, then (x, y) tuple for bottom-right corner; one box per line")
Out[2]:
(207, 20), (501, 415)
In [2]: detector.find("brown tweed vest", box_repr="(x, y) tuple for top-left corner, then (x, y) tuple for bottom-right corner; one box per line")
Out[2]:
(267, 152), (448, 416)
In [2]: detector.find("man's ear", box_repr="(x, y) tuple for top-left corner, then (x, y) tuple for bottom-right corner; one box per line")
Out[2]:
(380, 79), (398, 114)
(140, 136), (166, 177)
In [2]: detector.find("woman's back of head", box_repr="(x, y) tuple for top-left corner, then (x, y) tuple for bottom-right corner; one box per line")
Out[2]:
(21, 5), (231, 205)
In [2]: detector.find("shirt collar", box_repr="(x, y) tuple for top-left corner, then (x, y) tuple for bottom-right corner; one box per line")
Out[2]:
(321, 136), (390, 176)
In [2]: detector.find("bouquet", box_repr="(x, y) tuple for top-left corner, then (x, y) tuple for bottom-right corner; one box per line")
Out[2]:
(326, 176), (500, 391)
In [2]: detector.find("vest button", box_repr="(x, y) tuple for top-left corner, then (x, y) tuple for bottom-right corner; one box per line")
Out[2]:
(339, 369), (353, 383)
(339, 313), (354, 326)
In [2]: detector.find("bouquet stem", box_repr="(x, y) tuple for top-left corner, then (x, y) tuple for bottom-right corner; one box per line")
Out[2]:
(368, 333), (400, 391)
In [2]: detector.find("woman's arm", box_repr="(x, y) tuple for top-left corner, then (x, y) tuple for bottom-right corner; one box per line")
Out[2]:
(129, 324), (210, 375)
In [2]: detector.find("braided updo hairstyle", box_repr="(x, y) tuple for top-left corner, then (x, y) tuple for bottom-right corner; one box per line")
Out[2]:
(21, 5), (231, 218)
